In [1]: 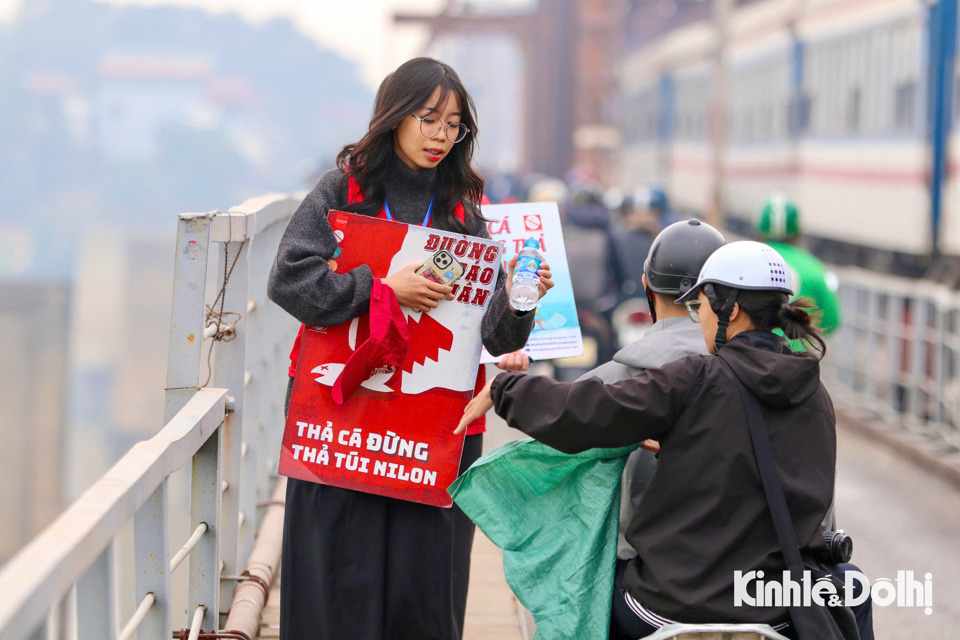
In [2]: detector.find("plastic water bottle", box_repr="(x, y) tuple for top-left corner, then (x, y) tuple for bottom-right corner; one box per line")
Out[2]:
(510, 239), (543, 312)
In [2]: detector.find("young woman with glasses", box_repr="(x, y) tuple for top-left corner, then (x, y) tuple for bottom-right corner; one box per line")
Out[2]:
(268, 57), (553, 640)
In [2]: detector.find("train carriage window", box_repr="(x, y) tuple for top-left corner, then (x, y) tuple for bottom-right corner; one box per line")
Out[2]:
(824, 44), (834, 134)
(953, 71), (960, 123)
(824, 40), (840, 135)
(842, 39), (855, 134)
(954, 72), (960, 122)
(875, 27), (890, 133)
(789, 93), (811, 136)
(818, 45), (829, 134)
(856, 30), (875, 134)
(816, 42), (828, 135)
(865, 27), (881, 134)
(804, 45), (819, 135)
(775, 59), (788, 140)
(877, 27), (894, 133)
(761, 104), (772, 141)
(847, 87), (861, 133)
(864, 29), (875, 133)
(843, 37), (855, 133)
(623, 85), (660, 144)
(801, 94), (812, 134)
(894, 20), (920, 134)
(895, 82), (916, 133)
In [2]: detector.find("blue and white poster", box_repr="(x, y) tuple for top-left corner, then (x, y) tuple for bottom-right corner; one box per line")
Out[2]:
(480, 202), (583, 363)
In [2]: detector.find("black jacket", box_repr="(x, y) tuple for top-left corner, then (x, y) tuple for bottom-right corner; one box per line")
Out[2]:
(490, 331), (835, 625)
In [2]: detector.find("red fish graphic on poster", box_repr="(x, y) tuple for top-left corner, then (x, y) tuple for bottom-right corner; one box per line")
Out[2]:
(279, 211), (502, 507)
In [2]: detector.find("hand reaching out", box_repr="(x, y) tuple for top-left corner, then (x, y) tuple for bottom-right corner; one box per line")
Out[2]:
(496, 350), (530, 371)
(455, 376), (494, 434)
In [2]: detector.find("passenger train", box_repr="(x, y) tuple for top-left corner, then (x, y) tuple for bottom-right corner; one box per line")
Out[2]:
(619, 0), (960, 276)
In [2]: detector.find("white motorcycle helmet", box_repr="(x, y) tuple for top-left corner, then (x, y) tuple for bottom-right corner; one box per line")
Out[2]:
(677, 241), (794, 348)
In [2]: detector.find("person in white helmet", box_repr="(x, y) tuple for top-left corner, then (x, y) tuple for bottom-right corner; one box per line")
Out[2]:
(457, 241), (874, 640)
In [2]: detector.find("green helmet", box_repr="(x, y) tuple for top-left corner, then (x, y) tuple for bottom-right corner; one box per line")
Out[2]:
(756, 194), (800, 241)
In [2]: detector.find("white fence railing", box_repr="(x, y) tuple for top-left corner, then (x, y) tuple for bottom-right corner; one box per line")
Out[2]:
(826, 266), (960, 452)
(0, 194), (302, 640)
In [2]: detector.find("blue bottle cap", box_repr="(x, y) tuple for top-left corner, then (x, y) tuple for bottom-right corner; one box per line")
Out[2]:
(524, 239), (540, 248)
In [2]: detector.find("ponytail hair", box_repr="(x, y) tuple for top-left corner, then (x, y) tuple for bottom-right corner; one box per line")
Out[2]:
(777, 299), (827, 356)
(711, 285), (827, 358)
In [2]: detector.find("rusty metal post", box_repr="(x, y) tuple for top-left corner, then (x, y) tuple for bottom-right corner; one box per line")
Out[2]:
(209, 224), (251, 608)
(133, 482), (171, 640)
(165, 214), (215, 424)
(188, 429), (221, 631)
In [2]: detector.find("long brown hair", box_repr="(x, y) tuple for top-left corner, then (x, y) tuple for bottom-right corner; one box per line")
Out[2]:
(336, 58), (484, 233)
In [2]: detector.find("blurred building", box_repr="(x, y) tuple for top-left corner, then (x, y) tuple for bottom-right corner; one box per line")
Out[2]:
(429, 33), (524, 174)
(396, 0), (783, 184)
(0, 228), (34, 276)
(97, 54), (216, 162)
(67, 230), (175, 497)
(108, 235), (175, 445)
(0, 281), (70, 564)
(397, 0), (625, 180)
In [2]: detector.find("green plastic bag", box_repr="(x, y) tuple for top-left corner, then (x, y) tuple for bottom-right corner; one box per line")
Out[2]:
(449, 438), (637, 640)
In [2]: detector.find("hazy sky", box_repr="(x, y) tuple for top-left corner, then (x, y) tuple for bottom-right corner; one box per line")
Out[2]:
(0, 0), (452, 87)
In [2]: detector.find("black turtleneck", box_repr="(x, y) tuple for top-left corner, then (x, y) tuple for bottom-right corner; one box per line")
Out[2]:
(383, 152), (439, 225)
(268, 152), (535, 356)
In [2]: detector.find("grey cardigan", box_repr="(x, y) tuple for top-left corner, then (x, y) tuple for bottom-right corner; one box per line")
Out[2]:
(268, 156), (535, 357)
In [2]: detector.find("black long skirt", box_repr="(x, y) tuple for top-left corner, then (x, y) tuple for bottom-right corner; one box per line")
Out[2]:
(280, 378), (483, 639)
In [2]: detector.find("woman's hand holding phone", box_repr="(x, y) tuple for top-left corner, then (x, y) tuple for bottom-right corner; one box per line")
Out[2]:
(383, 263), (455, 312)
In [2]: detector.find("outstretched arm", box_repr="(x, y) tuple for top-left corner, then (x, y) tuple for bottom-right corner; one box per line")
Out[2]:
(458, 360), (701, 453)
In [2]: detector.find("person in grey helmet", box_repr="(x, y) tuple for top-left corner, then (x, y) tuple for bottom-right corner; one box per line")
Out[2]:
(576, 218), (724, 560)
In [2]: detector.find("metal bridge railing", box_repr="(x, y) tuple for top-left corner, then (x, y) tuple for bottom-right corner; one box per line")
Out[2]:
(0, 194), (302, 640)
(826, 266), (960, 452)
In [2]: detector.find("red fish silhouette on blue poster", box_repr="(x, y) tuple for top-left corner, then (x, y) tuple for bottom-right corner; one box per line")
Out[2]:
(279, 211), (502, 507)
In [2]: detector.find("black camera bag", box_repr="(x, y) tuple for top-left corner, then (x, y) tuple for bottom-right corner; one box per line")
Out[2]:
(723, 359), (861, 640)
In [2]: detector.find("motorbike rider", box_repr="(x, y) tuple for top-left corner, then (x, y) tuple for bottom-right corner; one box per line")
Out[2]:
(576, 219), (725, 559)
(458, 241), (874, 640)
(605, 189), (660, 299)
(643, 183), (680, 228)
(756, 194), (841, 339)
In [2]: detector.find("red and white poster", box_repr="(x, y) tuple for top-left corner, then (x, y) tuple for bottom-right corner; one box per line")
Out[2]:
(278, 211), (502, 507)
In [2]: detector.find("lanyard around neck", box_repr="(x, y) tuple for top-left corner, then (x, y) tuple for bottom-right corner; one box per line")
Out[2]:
(383, 194), (435, 227)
